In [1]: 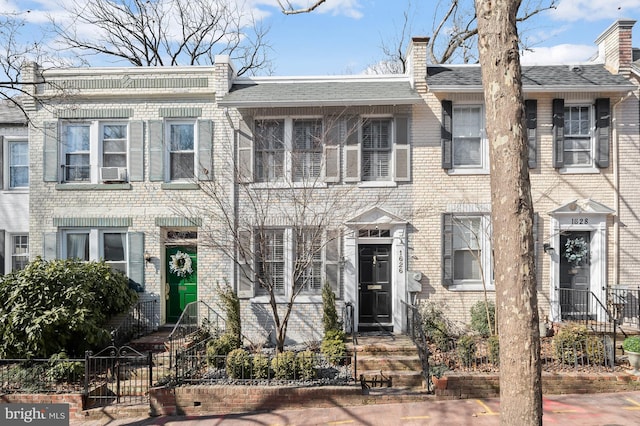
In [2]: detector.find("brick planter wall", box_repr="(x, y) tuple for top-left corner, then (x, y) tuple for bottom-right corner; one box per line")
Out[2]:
(433, 372), (640, 400)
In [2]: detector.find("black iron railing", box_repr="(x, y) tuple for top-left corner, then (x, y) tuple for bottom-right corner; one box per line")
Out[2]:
(402, 300), (431, 392)
(110, 299), (158, 347)
(343, 301), (357, 381)
(609, 286), (640, 329)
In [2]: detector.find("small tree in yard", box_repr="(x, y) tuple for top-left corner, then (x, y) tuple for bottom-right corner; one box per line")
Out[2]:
(0, 258), (138, 358)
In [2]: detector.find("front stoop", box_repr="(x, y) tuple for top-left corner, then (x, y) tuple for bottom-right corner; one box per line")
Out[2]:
(348, 334), (427, 390)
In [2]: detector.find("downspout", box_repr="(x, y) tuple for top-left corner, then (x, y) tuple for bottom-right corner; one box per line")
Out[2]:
(224, 107), (239, 295)
(612, 90), (633, 289)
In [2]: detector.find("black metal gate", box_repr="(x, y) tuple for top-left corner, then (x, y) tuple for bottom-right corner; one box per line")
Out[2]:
(85, 346), (152, 408)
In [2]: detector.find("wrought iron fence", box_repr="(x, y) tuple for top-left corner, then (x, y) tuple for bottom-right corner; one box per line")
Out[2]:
(403, 301), (432, 391)
(0, 357), (85, 394)
(110, 299), (158, 347)
(609, 286), (640, 328)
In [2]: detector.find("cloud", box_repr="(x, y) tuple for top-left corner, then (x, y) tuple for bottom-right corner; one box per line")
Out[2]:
(552, 0), (640, 22)
(520, 44), (597, 65)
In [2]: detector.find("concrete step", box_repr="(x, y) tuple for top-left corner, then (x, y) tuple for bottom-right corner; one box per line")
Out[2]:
(357, 355), (422, 372)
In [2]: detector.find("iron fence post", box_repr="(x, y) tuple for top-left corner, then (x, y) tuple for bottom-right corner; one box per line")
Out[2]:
(84, 351), (90, 399)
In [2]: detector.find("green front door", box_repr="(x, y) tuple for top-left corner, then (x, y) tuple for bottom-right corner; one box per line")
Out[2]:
(166, 246), (197, 323)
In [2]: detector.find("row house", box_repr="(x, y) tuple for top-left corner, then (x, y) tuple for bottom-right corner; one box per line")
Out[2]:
(20, 19), (640, 344)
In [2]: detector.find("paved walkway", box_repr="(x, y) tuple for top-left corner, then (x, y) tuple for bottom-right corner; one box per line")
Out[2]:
(73, 391), (640, 425)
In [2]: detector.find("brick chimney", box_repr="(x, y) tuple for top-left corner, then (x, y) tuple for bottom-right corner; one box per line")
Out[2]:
(214, 54), (236, 99)
(405, 36), (429, 93)
(594, 19), (636, 75)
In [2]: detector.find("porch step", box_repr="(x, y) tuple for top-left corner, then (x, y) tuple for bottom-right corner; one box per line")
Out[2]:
(348, 334), (425, 390)
(127, 326), (173, 353)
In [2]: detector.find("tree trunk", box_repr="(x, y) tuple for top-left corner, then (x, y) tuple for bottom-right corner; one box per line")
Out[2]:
(475, 1), (542, 425)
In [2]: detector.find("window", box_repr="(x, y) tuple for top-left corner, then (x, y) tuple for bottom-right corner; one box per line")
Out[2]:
(295, 230), (322, 293)
(167, 122), (195, 180)
(11, 235), (29, 271)
(255, 120), (285, 182)
(443, 213), (492, 290)
(293, 119), (322, 181)
(63, 229), (128, 275)
(453, 106), (484, 169)
(256, 229), (285, 295)
(362, 119), (392, 181)
(61, 121), (129, 183)
(563, 105), (592, 167)
(8, 141), (28, 188)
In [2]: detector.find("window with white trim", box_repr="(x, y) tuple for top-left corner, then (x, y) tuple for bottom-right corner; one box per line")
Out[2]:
(11, 234), (29, 271)
(293, 119), (322, 181)
(61, 121), (129, 183)
(443, 213), (493, 290)
(7, 140), (28, 189)
(167, 121), (196, 181)
(563, 105), (593, 167)
(295, 229), (322, 293)
(62, 229), (128, 275)
(362, 118), (392, 181)
(255, 120), (285, 182)
(453, 105), (485, 169)
(256, 229), (285, 295)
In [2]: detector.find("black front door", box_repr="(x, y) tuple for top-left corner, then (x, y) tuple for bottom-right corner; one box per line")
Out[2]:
(559, 231), (591, 320)
(358, 244), (392, 330)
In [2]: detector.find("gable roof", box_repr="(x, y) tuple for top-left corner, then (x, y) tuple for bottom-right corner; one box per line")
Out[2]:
(219, 76), (422, 108)
(427, 64), (634, 93)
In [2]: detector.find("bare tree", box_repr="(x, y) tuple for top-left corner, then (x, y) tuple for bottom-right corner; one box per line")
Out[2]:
(475, 0), (542, 424)
(48, 0), (272, 75)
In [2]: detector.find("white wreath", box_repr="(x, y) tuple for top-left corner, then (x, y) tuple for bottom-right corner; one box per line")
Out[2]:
(169, 251), (193, 277)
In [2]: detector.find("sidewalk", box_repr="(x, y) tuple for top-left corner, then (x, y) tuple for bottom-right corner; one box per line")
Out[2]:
(72, 390), (640, 425)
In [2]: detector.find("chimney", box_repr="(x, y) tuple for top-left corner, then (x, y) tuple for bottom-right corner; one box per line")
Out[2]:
(594, 19), (636, 75)
(20, 61), (43, 111)
(405, 36), (429, 93)
(214, 55), (236, 99)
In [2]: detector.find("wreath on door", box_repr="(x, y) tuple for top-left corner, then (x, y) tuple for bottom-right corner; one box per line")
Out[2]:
(564, 237), (588, 267)
(169, 251), (193, 277)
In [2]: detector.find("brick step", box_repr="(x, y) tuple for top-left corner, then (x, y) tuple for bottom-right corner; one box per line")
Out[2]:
(357, 355), (422, 372)
(359, 370), (425, 389)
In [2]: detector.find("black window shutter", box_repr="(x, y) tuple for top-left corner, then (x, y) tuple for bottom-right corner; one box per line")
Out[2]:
(441, 100), (453, 169)
(525, 100), (537, 168)
(595, 98), (610, 168)
(552, 99), (565, 168)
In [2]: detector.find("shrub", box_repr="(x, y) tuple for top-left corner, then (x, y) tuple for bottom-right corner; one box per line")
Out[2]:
(296, 350), (316, 380)
(217, 281), (241, 346)
(322, 282), (340, 333)
(271, 351), (296, 380)
(419, 302), (453, 351)
(553, 324), (588, 364)
(206, 332), (240, 367)
(226, 348), (251, 379)
(252, 353), (270, 379)
(45, 352), (84, 383)
(321, 329), (346, 365)
(470, 300), (496, 337)
(487, 335), (500, 365)
(0, 258), (138, 358)
(456, 335), (477, 367)
(585, 336), (606, 365)
(623, 336), (640, 353)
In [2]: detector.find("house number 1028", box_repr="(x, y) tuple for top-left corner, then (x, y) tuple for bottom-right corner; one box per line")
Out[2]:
(571, 218), (589, 225)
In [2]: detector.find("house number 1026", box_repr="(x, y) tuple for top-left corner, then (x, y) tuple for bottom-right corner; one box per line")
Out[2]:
(571, 218), (589, 225)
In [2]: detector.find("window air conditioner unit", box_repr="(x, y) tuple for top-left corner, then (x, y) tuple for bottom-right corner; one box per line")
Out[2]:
(100, 167), (127, 182)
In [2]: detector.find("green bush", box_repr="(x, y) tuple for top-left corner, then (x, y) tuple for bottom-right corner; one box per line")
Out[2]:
(585, 336), (606, 365)
(487, 335), (500, 365)
(0, 258), (138, 358)
(553, 324), (588, 364)
(271, 351), (296, 380)
(321, 329), (346, 365)
(45, 352), (84, 383)
(296, 350), (316, 380)
(206, 332), (240, 367)
(217, 281), (241, 346)
(252, 353), (270, 379)
(470, 300), (496, 337)
(322, 282), (340, 333)
(225, 348), (251, 379)
(456, 335), (477, 367)
(623, 336), (640, 353)
(419, 302), (453, 351)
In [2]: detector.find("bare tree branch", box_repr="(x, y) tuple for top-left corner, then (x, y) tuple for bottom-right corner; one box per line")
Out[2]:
(47, 0), (272, 75)
(278, 0), (327, 15)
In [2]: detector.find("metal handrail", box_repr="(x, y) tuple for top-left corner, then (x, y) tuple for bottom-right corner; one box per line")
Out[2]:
(110, 299), (157, 346)
(401, 300), (431, 392)
(343, 302), (357, 382)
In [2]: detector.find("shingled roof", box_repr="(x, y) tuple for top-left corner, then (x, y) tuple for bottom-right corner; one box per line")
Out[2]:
(427, 64), (634, 92)
(0, 100), (26, 123)
(219, 77), (422, 108)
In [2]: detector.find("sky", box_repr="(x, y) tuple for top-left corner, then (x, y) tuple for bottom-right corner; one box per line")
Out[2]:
(3, 0), (640, 76)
